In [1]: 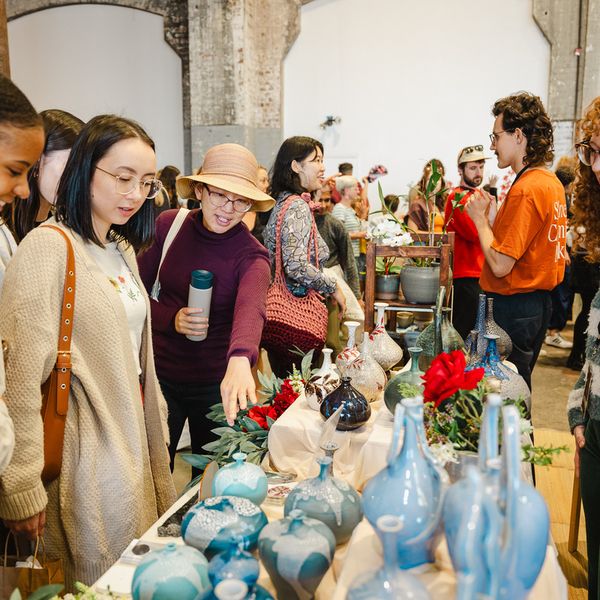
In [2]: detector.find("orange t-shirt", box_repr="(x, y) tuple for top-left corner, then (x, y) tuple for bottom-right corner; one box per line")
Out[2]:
(479, 168), (567, 295)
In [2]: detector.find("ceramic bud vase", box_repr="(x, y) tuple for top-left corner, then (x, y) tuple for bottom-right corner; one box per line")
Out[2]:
(368, 302), (403, 371)
(362, 398), (447, 568)
(475, 335), (531, 412)
(131, 543), (212, 600)
(320, 376), (371, 430)
(499, 405), (550, 599)
(485, 297), (512, 360)
(347, 515), (431, 599)
(417, 307), (465, 371)
(212, 452), (268, 506)
(464, 294), (487, 362)
(258, 509), (336, 600)
(182, 496), (268, 558)
(208, 535), (260, 589)
(284, 456), (363, 545)
(342, 338), (387, 402)
(335, 320), (361, 374)
(305, 348), (341, 410)
(384, 346), (425, 414)
(465, 329), (480, 368)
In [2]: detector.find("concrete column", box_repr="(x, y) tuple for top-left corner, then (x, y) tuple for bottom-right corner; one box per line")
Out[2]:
(188, 0), (300, 170)
(0, 0), (9, 77)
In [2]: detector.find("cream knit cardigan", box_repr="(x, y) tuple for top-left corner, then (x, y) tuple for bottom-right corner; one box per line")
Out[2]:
(0, 221), (176, 586)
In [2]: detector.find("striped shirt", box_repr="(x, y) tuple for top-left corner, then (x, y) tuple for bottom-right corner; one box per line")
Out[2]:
(332, 204), (362, 257)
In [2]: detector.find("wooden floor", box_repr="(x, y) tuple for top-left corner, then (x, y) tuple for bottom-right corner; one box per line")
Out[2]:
(535, 428), (588, 599)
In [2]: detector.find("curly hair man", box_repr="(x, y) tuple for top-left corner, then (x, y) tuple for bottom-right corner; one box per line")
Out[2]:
(466, 92), (568, 391)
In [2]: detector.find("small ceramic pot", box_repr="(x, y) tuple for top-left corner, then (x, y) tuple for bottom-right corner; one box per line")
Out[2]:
(212, 452), (268, 506)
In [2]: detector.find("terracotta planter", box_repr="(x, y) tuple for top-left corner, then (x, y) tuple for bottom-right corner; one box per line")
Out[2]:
(400, 265), (440, 304)
(375, 273), (401, 300)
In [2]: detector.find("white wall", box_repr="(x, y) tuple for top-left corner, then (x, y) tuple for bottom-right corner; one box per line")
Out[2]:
(284, 0), (550, 205)
(8, 5), (184, 172)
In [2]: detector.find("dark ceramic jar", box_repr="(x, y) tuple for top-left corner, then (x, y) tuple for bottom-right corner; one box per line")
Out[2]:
(320, 376), (371, 430)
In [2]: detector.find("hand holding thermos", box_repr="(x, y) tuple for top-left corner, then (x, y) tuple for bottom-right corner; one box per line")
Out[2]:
(174, 270), (213, 341)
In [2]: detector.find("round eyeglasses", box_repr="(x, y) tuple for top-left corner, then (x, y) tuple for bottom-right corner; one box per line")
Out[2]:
(96, 166), (163, 199)
(204, 187), (253, 213)
(576, 142), (600, 167)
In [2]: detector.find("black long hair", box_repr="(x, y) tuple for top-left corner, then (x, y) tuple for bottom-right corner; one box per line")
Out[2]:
(1, 110), (84, 242)
(55, 114), (156, 251)
(270, 136), (323, 199)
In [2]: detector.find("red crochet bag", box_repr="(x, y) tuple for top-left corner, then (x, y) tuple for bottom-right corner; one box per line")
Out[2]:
(261, 196), (328, 356)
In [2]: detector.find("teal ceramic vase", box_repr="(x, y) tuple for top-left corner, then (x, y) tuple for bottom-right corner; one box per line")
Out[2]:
(384, 346), (424, 414)
(284, 456), (362, 544)
(258, 509), (335, 600)
(212, 452), (268, 506)
(182, 496), (268, 558)
(208, 535), (260, 589)
(131, 543), (212, 600)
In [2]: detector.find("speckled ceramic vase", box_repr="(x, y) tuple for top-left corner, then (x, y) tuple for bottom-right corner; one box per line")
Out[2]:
(284, 456), (363, 545)
(368, 302), (403, 370)
(131, 543), (212, 600)
(342, 338), (387, 402)
(335, 320), (361, 373)
(258, 509), (336, 600)
(181, 496), (268, 558)
(212, 452), (268, 506)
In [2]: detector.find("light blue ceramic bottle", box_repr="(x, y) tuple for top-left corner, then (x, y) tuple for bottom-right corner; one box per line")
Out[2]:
(257, 509), (335, 600)
(284, 456), (362, 544)
(208, 535), (260, 589)
(131, 543), (212, 600)
(212, 452), (268, 506)
(362, 398), (447, 569)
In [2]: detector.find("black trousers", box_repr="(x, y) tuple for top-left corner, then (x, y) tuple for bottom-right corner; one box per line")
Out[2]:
(159, 378), (221, 473)
(581, 419), (600, 599)
(570, 288), (596, 366)
(548, 263), (573, 330)
(452, 277), (482, 340)
(486, 290), (552, 390)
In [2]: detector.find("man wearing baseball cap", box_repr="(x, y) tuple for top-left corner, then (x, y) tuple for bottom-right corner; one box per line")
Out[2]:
(444, 145), (492, 338)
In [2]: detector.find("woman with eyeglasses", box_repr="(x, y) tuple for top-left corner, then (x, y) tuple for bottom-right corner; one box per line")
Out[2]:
(0, 114), (176, 588)
(138, 143), (274, 465)
(0, 110), (84, 288)
(568, 96), (600, 600)
(263, 136), (347, 376)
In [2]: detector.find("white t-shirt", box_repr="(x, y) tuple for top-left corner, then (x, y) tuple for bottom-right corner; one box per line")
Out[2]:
(86, 241), (146, 374)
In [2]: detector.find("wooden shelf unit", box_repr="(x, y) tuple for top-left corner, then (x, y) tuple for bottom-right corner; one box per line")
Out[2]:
(364, 231), (455, 331)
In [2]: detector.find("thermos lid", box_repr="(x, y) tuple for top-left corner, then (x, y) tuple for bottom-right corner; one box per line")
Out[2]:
(191, 269), (213, 289)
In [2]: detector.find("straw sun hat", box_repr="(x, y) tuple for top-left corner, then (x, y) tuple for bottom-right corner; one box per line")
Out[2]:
(176, 143), (275, 212)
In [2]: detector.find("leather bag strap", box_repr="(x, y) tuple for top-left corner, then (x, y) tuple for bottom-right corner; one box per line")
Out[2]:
(42, 225), (75, 415)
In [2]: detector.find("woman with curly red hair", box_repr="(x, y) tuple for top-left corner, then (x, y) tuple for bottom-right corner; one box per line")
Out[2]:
(568, 96), (600, 599)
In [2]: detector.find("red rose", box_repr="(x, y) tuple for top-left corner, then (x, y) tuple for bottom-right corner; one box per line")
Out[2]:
(247, 406), (271, 430)
(422, 350), (484, 408)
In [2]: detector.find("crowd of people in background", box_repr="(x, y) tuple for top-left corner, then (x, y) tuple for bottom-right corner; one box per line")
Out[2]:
(1, 72), (600, 595)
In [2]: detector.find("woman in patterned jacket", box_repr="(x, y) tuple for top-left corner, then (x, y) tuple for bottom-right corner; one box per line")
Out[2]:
(264, 136), (346, 376)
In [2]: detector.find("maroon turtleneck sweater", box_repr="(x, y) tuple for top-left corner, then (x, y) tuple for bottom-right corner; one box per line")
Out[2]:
(138, 209), (271, 384)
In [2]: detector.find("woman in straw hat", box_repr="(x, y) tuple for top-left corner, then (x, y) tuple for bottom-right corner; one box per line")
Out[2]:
(138, 143), (274, 467)
(263, 136), (347, 376)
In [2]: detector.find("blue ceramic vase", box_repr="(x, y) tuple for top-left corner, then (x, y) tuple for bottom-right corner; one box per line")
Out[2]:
(258, 509), (335, 600)
(208, 535), (260, 588)
(284, 456), (362, 544)
(131, 543), (212, 600)
(210, 579), (274, 600)
(320, 376), (371, 431)
(362, 398), (448, 568)
(212, 452), (268, 506)
(347, 515), (431, 599)
(182, 496), (268, 558)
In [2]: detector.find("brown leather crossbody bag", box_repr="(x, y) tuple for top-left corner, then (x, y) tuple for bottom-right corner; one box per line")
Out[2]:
(39, 225), (75, 484)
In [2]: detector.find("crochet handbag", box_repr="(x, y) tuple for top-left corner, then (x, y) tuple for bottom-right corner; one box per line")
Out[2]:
(39, 225), (75, 484)
(261, 196), (328, 356)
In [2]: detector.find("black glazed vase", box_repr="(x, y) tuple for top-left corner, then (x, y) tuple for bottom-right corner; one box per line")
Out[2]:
(320, 376), (371, 431)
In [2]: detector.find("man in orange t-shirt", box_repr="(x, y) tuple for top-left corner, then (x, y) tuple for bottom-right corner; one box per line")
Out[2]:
(467, 92), (567, 390)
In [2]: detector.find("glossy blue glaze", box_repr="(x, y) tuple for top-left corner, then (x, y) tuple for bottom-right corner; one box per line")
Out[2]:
(258, 509), (335, 600)
(131, 543), (212, 600)
(181, 496), (268, 559)
(284, 456), (362, 544)
(212, 452), (268, 506)
(208, 536), (260, 588)
(362, 398), (447, 569)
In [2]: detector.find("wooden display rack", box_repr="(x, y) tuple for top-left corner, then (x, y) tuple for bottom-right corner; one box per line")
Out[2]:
(364, 231), (455, 331)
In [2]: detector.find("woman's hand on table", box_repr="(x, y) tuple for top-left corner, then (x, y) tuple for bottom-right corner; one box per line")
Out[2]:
(574, 424), (585, 477)
(221, 356), (257, 426)
(4, 509), (46, 540)
(332, 287), (347, 320)
(174, 307), (208, 337)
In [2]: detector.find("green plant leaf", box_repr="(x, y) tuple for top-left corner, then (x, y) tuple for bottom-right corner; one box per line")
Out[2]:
(9, 590), (21, 600)
(301, 349), (314, 380)
(27, 585), (64, 600)
(241, 416), (264, 432)
(181, 454), (211, 469)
